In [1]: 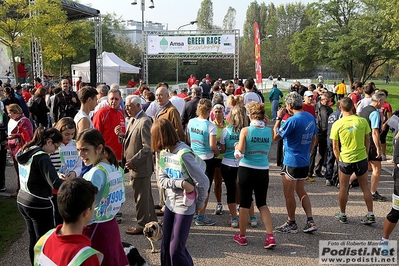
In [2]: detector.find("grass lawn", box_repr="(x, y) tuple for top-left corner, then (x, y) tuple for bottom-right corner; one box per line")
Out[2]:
(0, 197), (25, 259)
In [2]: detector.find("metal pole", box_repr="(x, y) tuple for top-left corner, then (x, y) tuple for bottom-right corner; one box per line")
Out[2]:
(176, 21), (197, 86)
(141, 0), (145, 81)
(176, 58), (179, 84)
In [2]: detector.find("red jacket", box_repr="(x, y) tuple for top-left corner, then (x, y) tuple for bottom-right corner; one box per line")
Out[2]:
(17, 62), (27, 78)
(92, 106), (126, 161)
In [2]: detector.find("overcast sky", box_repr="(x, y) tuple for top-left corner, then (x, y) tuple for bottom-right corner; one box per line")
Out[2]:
(83, 0), (312, 33)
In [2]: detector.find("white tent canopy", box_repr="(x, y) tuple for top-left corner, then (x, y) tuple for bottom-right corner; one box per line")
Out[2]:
(71, 51), (140, 89)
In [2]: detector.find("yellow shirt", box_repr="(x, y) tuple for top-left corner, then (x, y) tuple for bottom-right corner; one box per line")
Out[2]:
(337, 83), (346, 95)
(330, 115), (370, 163)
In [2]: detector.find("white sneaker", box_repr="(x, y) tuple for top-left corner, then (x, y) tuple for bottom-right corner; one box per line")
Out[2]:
(230, 218), (239, 228)
(249, 216), (257, 227)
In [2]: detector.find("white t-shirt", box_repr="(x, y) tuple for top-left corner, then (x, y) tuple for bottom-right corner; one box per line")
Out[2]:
(170, 96), (185, 115)
(356, 97), (372, 113)
(243, 92), (262, 106)
(145, 101), (159, 119)
(74, 110), (94, 129)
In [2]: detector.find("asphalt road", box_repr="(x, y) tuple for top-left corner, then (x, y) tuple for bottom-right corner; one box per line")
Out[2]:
(1, 134), (398, 266)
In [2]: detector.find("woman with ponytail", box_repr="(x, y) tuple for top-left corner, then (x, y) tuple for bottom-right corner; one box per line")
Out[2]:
(76, 128), (128, 266)
(16, 126), (64, 264)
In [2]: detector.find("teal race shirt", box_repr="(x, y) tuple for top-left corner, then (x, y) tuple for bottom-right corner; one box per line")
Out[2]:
(187, 118), (215, 159)
(240, 126), (272, 169)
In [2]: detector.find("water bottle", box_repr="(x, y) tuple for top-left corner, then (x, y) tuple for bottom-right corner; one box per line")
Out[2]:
(183, 190), (196, 207)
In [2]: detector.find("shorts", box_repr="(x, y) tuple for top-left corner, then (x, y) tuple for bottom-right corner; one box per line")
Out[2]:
(368, 145), (382, 162)
(339, 158), (368, 176)
(280, 165), (308, 180)
(214, 158), (222, 168)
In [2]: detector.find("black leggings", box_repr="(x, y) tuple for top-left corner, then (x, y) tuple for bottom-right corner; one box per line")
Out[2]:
(380, 125), (390, 144)
(220, 164), (238, 204)
(237, 166), (269, 209)
(18, 203), (54, 264)
(204, 158), (216, 194)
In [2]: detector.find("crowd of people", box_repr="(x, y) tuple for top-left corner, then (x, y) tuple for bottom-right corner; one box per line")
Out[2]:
(0, 73), (398, 265)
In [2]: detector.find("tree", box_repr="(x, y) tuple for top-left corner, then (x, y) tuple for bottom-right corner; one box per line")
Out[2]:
(240, 1), (311, 79)
(196, 0), (213, 30)
(290, 0), (399, 84)
(222, 7), (236, 30)
(262, 2), (311, 78)
(0, 0), (29, 78)
(378, 0), (399, 50)
(240, 1), (262, 78)
(0, 0), (66, 79)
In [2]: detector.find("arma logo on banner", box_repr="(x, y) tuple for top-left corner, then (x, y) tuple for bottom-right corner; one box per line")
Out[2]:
(319, 240), (397, 265)
(253, 22), (262, 84)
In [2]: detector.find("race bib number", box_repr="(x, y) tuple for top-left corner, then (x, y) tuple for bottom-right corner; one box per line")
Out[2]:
(392, 193), (399, 211)
(60, 146), (79, 170)
(96, 169), (125, 222)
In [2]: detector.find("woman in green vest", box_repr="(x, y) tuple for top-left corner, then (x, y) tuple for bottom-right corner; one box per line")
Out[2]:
(76, 128), (128, 266)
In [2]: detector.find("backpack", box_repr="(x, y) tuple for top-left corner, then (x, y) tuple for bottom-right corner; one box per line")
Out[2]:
(29, 98), (38, 115)
(254, 88), (265, 103)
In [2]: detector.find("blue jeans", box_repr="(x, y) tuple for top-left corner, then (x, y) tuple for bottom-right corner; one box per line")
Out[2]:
(271, 100), (279, 120)
(18, 77), (26, 84)
(161, 207), (194, 266)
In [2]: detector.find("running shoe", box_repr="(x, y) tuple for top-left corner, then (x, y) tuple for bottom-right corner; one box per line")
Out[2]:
(195, 215), (216, 226)
(264, 235), (277, 249)
(249, 216), (257, 227)
(361, 214), (376, 225)
(215, 203), (223, 215)
(233, 234), (247, 246)
(230, 217), (239, 228)
(372, 191), (387, 202)
(334, 212), (348, 224)
(275, 221), (298, 234)
(0, 187), (6, 192)
(325, 180), (333, 186)
(306, 176), (315, 182)
(303, 221), (317, 233)
(379, 240), (389, 255)
(315, 171), (324, 178)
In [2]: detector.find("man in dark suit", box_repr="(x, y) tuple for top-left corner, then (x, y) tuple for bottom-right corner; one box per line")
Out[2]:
(181, 84), (202, 130)
(122, 95), (157, 235)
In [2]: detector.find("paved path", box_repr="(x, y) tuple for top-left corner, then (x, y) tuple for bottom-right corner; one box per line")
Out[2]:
(1, 135), (398, 266)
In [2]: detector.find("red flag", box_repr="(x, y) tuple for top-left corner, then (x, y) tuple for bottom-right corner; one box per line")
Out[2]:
(254, 22), (262, 84)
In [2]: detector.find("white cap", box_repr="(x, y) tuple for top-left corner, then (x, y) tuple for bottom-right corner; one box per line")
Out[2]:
(304, 90), (314, 97)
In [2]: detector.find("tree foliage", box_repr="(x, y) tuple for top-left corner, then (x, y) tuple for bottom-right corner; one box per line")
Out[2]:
(222, 7), (236, 30)
(240, 1), (311, 79)
(0, 0), (66, 78)
(290, 0), (399, 84)
(41, 13), (142, 79)
(196, 0), (213, 30)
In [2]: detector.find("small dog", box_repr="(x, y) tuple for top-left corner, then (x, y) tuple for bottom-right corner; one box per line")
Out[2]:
(122, 242), (148, 266)
(143, 221), (163, 253)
